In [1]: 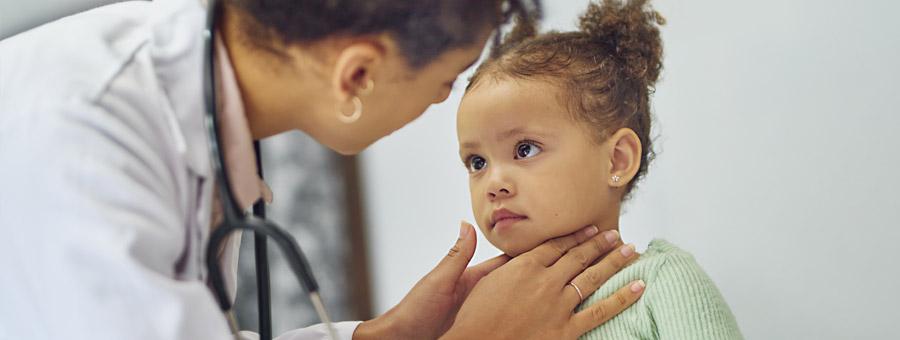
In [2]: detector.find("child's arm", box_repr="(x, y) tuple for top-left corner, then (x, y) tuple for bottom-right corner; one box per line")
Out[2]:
(647, 253), (743, 340)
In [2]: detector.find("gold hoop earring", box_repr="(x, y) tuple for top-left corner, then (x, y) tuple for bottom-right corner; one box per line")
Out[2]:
(357, 79), (375, 96)
(336, 96), (363, 124)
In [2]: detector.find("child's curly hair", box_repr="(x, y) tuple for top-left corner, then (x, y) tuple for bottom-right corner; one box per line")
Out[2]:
(467, 0), (665, 199)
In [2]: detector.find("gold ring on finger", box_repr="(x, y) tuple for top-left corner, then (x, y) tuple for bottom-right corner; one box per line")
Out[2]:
(568, 281), (584, 301)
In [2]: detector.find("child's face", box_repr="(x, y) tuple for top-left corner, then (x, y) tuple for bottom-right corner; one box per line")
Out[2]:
(457, 79), (621, 256)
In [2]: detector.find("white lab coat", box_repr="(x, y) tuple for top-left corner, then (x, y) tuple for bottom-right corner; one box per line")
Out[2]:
(0, 0), (360, 338)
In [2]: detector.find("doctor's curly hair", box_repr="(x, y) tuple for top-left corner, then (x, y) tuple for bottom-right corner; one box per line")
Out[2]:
(467, 0), (665, 199)
(224, 0), (542, 69)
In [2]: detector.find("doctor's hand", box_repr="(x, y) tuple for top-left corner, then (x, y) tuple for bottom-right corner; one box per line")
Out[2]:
(439, 224), (644, 340)
(354, 222), (510, 340)
(353, 222), (643, 340)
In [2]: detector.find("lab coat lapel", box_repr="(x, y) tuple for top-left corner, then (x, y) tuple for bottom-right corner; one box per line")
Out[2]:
(149, 0), (212, 180)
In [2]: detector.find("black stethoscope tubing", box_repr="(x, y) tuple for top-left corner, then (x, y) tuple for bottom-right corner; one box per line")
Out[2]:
(202, 1), (335, 339)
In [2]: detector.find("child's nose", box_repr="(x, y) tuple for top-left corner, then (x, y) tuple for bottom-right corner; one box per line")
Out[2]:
(487, 175), (515, 200)
(488, 187), (513, 199)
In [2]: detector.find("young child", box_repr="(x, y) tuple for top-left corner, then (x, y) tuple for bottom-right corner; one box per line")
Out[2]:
(456, 0), (743, 339)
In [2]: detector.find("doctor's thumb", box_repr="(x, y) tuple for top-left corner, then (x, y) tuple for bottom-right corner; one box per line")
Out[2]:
(434, 222), (478, 280)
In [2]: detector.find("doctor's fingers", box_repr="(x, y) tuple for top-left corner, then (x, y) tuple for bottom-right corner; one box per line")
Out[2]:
(548, 230), (623, 283)
(569, 279), (646, 336)
(455, 254), (512, 303)
(564, 243), (639, 308)
(522, 225), (605, 267)
(465, 254), (511, 280)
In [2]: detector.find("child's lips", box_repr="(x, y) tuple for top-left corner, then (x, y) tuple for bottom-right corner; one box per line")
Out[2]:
(491, 208), (527, 230)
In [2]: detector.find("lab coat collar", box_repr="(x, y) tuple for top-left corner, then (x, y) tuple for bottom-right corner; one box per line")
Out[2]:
(148, 0), (271, 211)
(149, 0), (211, 179)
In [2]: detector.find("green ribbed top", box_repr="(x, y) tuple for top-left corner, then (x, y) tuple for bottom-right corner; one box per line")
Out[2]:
(577, 239), (743, 340)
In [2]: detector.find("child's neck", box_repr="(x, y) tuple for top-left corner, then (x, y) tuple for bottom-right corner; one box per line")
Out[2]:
(588, 212), (634, 264)
(592, 211), (621, 239)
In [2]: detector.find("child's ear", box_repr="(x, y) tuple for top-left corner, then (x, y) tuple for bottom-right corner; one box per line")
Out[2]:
(607, 128), (642, 188)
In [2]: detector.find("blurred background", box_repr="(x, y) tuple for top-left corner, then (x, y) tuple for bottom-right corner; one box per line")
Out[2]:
(3, 0), (899, 339)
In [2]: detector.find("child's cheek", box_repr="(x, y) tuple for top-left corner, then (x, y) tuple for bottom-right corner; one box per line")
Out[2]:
(532, 178), (569, 223)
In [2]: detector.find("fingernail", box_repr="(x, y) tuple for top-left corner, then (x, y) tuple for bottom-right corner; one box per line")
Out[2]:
(584, 225), (599, 237)
(631, 280), (645, 293)
(459, 222), (470, 238)
(604, 230), (619, 244)
(620, 243), (635, 257)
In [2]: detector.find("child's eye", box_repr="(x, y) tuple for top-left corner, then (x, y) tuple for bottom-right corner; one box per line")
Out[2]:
(467, 156), (487, 173)
(514, 141), (542, 159)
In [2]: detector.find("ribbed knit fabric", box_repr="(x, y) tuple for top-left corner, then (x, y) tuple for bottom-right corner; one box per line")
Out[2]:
(577, 239), (742, 340)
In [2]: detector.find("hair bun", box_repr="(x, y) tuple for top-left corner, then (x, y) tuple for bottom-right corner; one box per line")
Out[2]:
(490, 12), (540, 58)
(578, 0), (665, 86)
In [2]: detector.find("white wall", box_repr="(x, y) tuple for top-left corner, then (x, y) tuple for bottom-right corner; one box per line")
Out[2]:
(359, 0), (900, 339)
(0, 0), (120, 39)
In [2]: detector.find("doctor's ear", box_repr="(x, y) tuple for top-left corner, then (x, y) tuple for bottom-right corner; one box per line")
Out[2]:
(330, 41), (385, 102)
(607, 128), (642, 189)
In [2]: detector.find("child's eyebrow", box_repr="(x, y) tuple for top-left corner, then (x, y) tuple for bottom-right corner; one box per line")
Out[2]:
(460, 141), (479, 149)
(497, 127), (554, 141)
(458, 127), (555, 155)
(498, 127), (528, 140)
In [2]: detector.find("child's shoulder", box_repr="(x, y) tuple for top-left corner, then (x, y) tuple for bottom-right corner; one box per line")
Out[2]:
(578, 239), (743, 340)
(635, 239), (743, 339)
(638, 238), (711, 287)
(580, 238), (705, 304)
(642, 238), (693, 259)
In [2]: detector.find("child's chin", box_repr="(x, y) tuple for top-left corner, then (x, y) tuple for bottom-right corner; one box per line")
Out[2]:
(499, 244), (528, 257)
(489, 241), (522, 257)
(494, 239), (542, 258)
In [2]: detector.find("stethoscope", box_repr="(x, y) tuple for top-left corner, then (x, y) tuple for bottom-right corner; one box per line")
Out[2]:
(201, 1), (338, 339)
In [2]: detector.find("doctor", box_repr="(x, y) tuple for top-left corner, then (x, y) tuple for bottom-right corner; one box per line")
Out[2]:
(0, 0), (644, 339)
